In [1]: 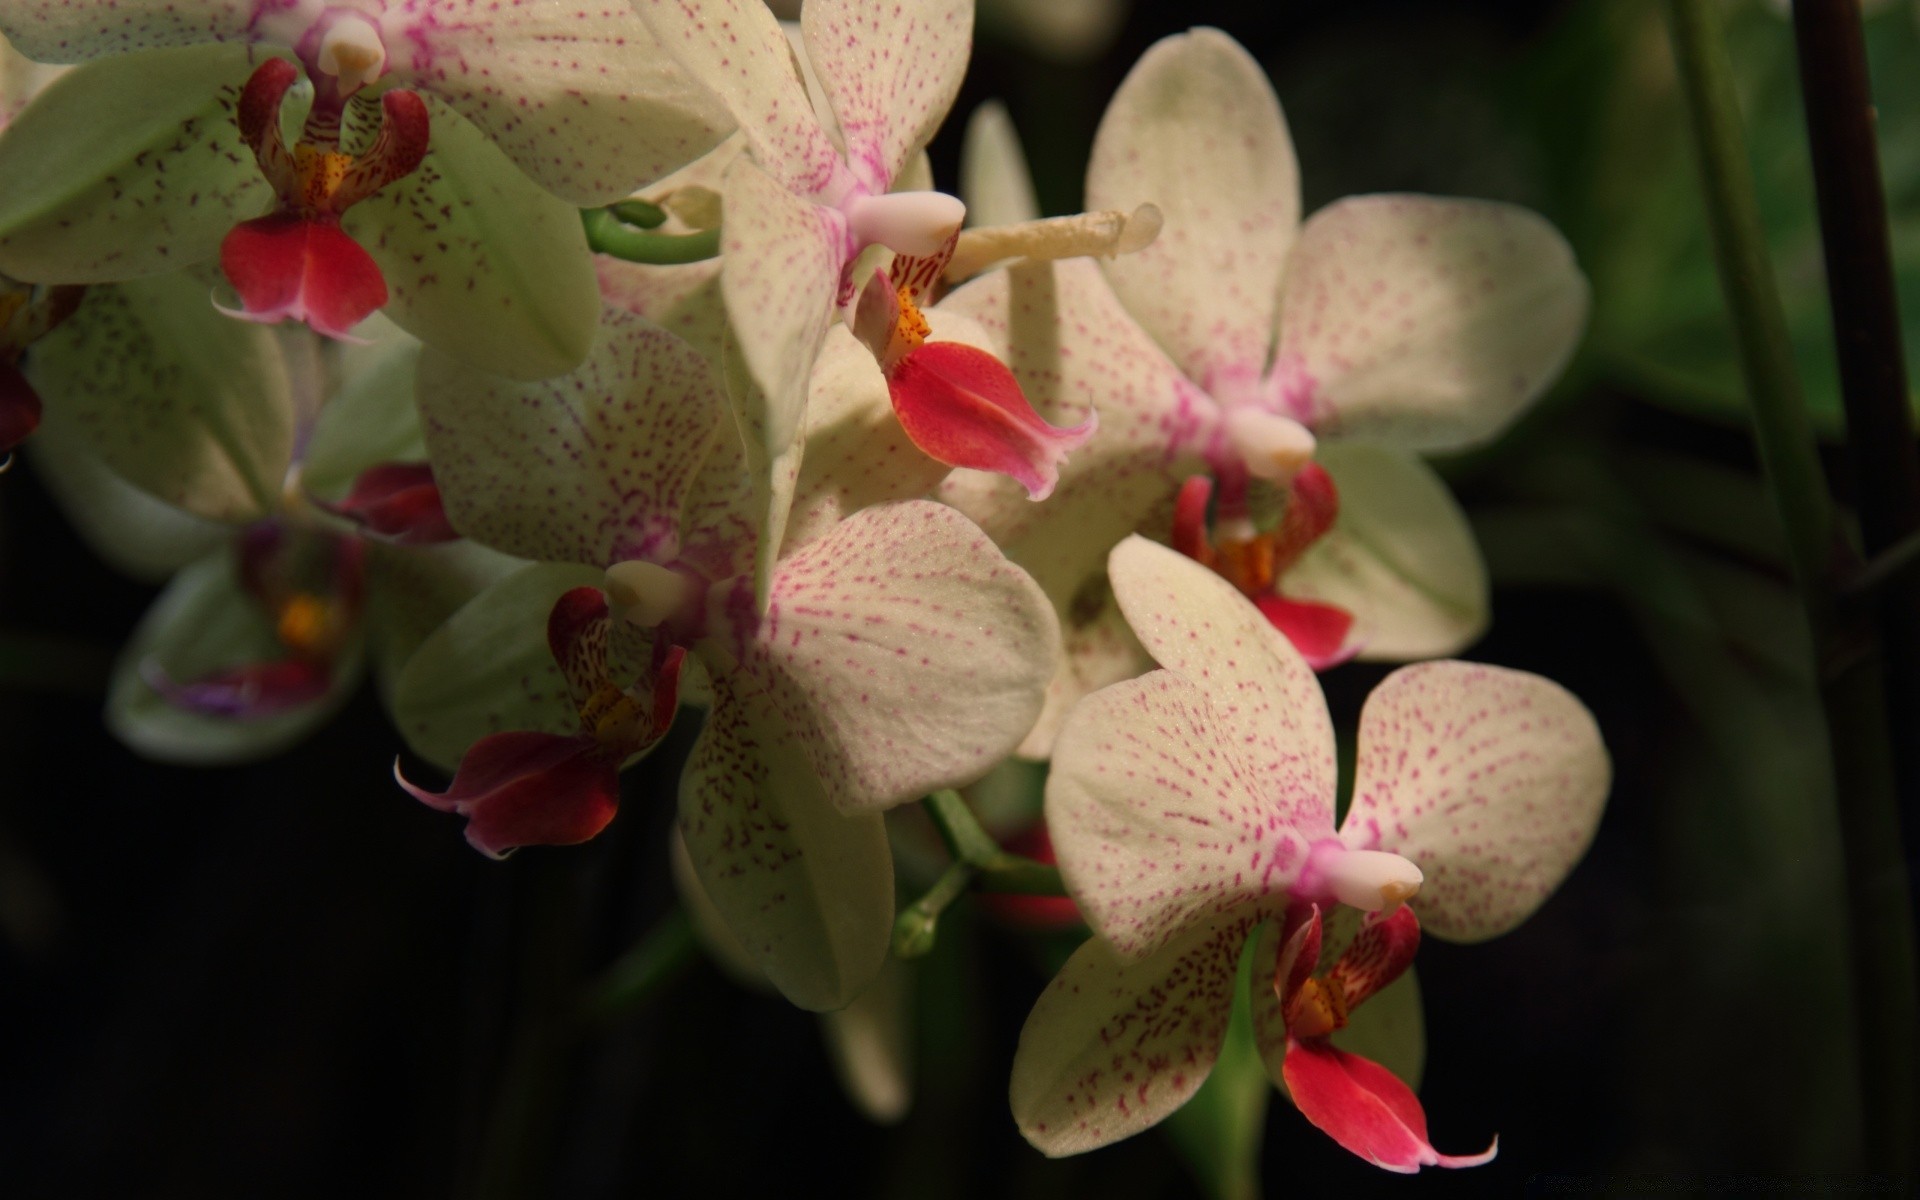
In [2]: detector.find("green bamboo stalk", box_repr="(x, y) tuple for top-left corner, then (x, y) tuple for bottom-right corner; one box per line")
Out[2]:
(1666, 0), (1918, 1170)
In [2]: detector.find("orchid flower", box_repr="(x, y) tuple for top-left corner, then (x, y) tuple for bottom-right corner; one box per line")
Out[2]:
(1008, 536), (1609, 1161)
(401, 302), (1060, 1009)
(25, 293), (514, 761)
(0, 0), (732, 377)
(940, 29), (1588, 754)
(632, 0), (1100, 592)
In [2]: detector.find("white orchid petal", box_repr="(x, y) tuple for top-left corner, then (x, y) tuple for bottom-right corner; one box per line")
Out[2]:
(1, 32), (66, 123)
(417, 307), (726, 567)
(1107, 536), (1339, 835)
(1014, 584), (1147, 760)
(394, 0), (733, 205)
(669, 829), (773, 991)
(961, 100), (1041, 227)
(0, 0), (256, 62)
(1284, 443), (1488, 662)
(633, 0), (853, 202)
(390, 561), (602, 771)
(799, 0), (970, 195)
(1086, 28), (1299, 391)
(679, 678), (894, 1011)
(1276, 194), (1589, 452)
(1343, 661), (1610, 942)
(1011, 913), (1260, 1156)
(746, 500), (1059, 814)
(27, 274), (294, 523)
(597, 257), (728, 366)
(821, 957), (915, 1124)
(0, 45), (265, 282)
(349, 101), (598, 381)
(1048, 666), (1306, 959)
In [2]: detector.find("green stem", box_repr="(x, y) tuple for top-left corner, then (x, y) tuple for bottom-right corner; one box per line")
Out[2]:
(893, 861), (974, 958)
(894, 791), (1070, 957)
(576, 908), (697, 1026)
(579, 208), (720, 264)
(1668, 0), (1918, 1170)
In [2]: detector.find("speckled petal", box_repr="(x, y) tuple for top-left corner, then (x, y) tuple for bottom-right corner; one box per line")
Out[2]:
(633, 0), (854, 202)
(1016, 585), (1148, 760)
(799, 0), (969, 194)
(391, 0), (733, 205)
(347, 99), (598, 381)
(1283, 443), (1488, 663)
(678, 675), (894, 1011)
(1, 32), (66, 122)
(0, 0), (257, 62)
(0, 45), (265, 283)
(1010, 911), (1259, 1156)
(1342, 661), (1610, 943)
(106, 546), (364, 765)
(1085, 28), (1298, 393)
(417, 307), (727, 565)
(1274, 194), (1588, 452)
(1107, 536), (1339, 836)
(597, 256), (727, 366)
(961, 100), (1040, 228)
(390, 560), (602, 771)
(746, 500), (1058, 815)
(25, 273), (294, 523)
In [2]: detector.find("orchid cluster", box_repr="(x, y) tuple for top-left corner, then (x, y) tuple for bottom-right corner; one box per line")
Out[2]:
(0, 0), (1610, 1178)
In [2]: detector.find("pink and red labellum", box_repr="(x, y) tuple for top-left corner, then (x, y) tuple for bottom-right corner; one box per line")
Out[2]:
(0, 281), (85, 455)
(219, 58), (430, 339)
(1276, 903), (1496, 1174)
(319, 462), (459, 545)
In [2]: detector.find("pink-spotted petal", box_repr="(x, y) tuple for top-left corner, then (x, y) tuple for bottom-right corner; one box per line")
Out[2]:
(390, 0), (732, 206)
(633, 0), (854, 202)
(1046, 667), (1311, 959)
(597, 256), (728, 366)
(1106, 536), (1339, 834)
(0, 0), (256, 61)
(1282, 1040), (1496, 1173)
(1284, 443), (1489, 662)
(889, 340), (1095, 501)
(677, 676), (894, 1011)
(1010, 911), (1260, 1156)
(799, 0), (970, 195)
(1274, 194), (1588, 452)
(219, 215), (389, 339)
(1015, 587), (1150, 761)
(397, 730), (619, 859)
(747, 499), (1058, 815)
(1085, 28), (1299, 392)
(0, 44), (266, 283)
(1343, 661), (1610, 942)
(416, 307), (728, 566)
(1253, 594), (1355, 671)
(546, 586), (612, 712)
(319, 462), (457, 545)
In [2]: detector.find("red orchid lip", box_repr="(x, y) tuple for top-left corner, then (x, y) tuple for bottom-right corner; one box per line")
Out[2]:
(887, 340), (1096, 501)
(317, 462), (459, 545)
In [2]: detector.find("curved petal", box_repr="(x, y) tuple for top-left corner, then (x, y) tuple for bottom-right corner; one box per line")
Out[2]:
(0, 44), (265, 282)
(678, 677), (894, 1012)
(1047, 666), (1310, 960)
(1085, 28), (1298, 391)
(1009, 912), (1259, 1156)
(0, 0), (255, 61)
(889, 340), (1096, 501)
(632, 0), (853, 202)
(668, 828), (773, 990)
(821, 956), (915, 1124)
(26, 272), (295, 523)
(417, 307), (727, 566)
(747, 499), (1059, 814)
(219, 214), (388, 338)
(1274, 194), (1588, 452)
(961, 100), (1041, 228)
(301, 320), (426, 495)
(348, 100), (598, 381)
(389, 560), (602, 771)
(1014, 582), (1149, 760)
(2, 35), (68, 121)
(360, 538), (523, 697)
(1283, 443), (1488, 662)
(106, 547), (363, 764)
(597, 257), (728, 366)
(1281, 1040), (1495, 1173)
(799, 0), (969, 194)
(1342, 661), (1610, 942)
(394, 0), (733, 205)
(1107, 536), (1338, 834)
(397, 730), (618, 858)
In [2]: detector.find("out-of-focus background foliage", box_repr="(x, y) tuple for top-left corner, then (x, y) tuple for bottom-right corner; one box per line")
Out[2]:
(0, 0), (1907, 1194)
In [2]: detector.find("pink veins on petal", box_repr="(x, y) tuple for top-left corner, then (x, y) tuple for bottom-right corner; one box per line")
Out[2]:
(218, 57), (429, 339)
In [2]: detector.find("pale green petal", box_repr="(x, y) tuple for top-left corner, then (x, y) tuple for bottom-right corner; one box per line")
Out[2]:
(0, 44), (264, 282)
(0, 0), (254, 62)
(362, 539), (524, 703)
(1284, 443), (1489, 662)
(106, 547), (363, 765)
(26, 273), (295, 523)
(348, 102), (599, 381)
(389, 560), (600, 771)
(961, 100), (1041, 228)
(301, 320), (427, 497)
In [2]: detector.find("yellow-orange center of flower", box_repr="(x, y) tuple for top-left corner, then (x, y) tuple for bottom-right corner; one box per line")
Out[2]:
(578, 681), (644, 751)
(275, 592), (341, 657)
(1213, 531), (1278, 600)
(292, 144), (355, 215)
(894, 283), (931, 351)
(1287, 975), (1348, 1040)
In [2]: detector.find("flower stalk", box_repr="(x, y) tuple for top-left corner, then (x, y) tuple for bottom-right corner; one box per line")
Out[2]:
(893, 790), (1067, 959)
(1667, 0), (1918, 1170)
(579, 207), (721, 264)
